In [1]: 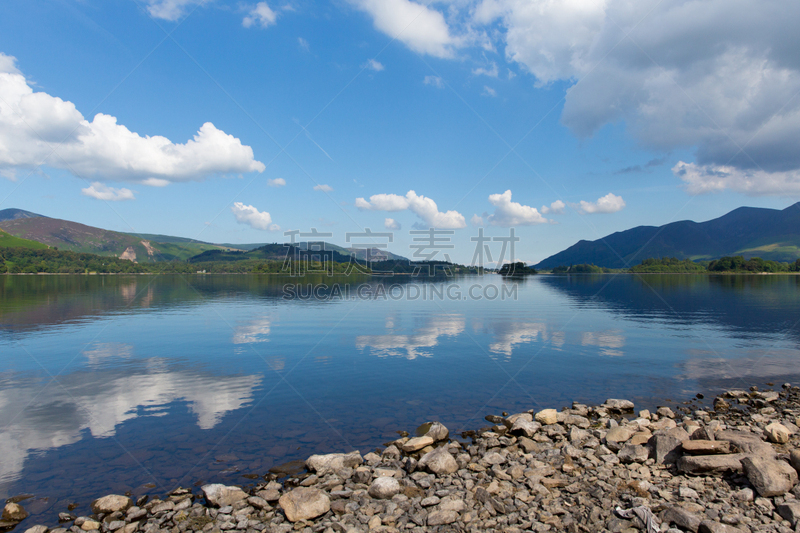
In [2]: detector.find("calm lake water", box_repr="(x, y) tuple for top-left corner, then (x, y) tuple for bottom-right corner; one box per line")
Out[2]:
(1, 273), (799, 523)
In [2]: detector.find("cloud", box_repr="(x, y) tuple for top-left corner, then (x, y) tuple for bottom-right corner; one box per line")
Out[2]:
(470, 214), (484, 227)
(231, 202), (279, 231)
(363, 59), (385, 72)
(267, 177), (286, 187)
(356, 190), (466, 229)
(540, 200), (565, 215)
(243, 2), (278, 28)
(674, 161), (800, 196)
(81, 182), (136, 201)
(0, 53), (265, 185)
(423, 75), (444, 88)
(298, 37), (310, 51)
(384, 218), (401, 230)
(485, 190), (548, 226)
(482, 85), (497, 97)
(313, 184), (333, 192)
(471, 0), (800, 192)
(472, 62), (499, 77)
(145, 0), (209, 21)
(574, 193), (625, 214)
(349, 0), (459, 58)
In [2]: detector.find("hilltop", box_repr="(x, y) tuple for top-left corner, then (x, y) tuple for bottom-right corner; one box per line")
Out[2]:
(536, 202), (800, 269)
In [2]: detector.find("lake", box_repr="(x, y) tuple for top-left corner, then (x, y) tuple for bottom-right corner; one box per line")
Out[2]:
(1, 273), (799, 523)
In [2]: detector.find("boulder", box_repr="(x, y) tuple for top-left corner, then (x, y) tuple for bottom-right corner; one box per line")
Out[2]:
(618, 444), (649, 464)
(402, 436), (434, 452)
(24, 526), (49, 533)
(427, 510), (458, 526)
(791, 449), (800, 472)
(2, 503), (28, 522)
(649, 427), (690, 464)
(278, 487), (330, 522)
(657, 407), (675, 418)
(765, 423), (791, 444)
(678, 454), (747, 475)
(604, 399), (635, 411)
(698, 521), (748, 533)
(510, 418), (541, 438)
(91, 495), (132, 515)
(715, 431), (775, 457)
(368, 477), (401, 499)
(201, 484), (248, 507)
(306, 451), (363, 475)
(418, 446), (458, 476)
(416, 421), (449, 442)
(80, 520), (101, 531)
(681, 440), (731, 455)
(661, 506), (701, 533)
(741, 456), (798, 497)
(605, 426), (634, 451)
(535, 409), (558, 425)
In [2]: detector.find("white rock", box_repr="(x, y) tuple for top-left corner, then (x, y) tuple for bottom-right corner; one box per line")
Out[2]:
(201, 484), (248, 507)
(368, 477), (401, 499)
(765, 423), (791, 444)
(306, 451), (363, 475)
(535, 409), (558, 425)
(91, 495), (132, 515)
(278, 487), (330, 522)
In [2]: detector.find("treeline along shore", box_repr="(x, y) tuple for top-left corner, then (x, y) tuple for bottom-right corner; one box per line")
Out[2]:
(4, 385), (800, 533)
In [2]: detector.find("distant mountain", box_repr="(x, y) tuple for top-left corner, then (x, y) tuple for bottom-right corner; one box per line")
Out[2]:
(219, 241), (409, 261)
(0, 216), (228, 262)
(536, 202), (800, 269)
(0, 208), (44, 222)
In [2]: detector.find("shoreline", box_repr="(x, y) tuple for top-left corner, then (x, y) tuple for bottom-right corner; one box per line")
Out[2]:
(3, 386), (800, 533)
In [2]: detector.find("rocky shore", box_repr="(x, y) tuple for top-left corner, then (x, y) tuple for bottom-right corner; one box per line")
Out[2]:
(4, 385), (800, 533)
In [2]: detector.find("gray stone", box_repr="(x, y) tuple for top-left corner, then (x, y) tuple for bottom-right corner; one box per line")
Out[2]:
(715, 430), (775, 456)
(698, 521), (747, 533)
(509, 418), (540, 438)
(417, 421), (449, 442)
(278, 487), (330, 522)
(418, 446), (458, 476)
(24, 526), (49, 533)
(427, 510), (458, 526)
(777, 502), (800, 527)
(563, 414), (591, 428)
(678, 454), (747, 475)
(657, 406), (675, 418)
(765, 422), (791, 444)
(368, 477), (401, 499)
(791, 449), (800, 472)
(202, 484), (248, 507)
(605, 426), (634, 451)
(402, 436), (434, 452)
(618, 444), (649, 464)
(661, 506), (701, 533)
(305, 451), (362, 475)
(741, 456), (798, 497)
(650, 427), (690, 464)
(681, 440), (731, 455)
(2, 503), (28, 522)
(604, 399), (635, 411)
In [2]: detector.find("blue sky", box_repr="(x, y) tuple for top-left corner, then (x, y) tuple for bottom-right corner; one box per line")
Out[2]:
(1, 0), (798, 264)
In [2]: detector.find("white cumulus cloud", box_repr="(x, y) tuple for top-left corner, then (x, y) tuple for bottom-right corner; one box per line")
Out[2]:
(81, 182), (136, 202)
(349, 0), (460, 58)
(231, 202), (279, 231)
(356, 190), (466, 229)
(423, 75), (444, 88)
(674, 161), (800, 196)
(574, 193), (625, 214)
(486, 190), (548, 226)
(470, 214), (484, 227)
(540, 200), (565, 215)
(384, 218), (401, 230)
(314, 184), (333, 192)
(243, 2), (278, 28)
(482, 86), (497, 97)
(0, 53), (265, 185)
(267, 178), (286, 187)
(472, 62), (499, 77)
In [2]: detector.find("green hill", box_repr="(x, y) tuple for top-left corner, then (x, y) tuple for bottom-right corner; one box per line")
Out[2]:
(536, 202), (800, 269)
(0, 229), (49, 249)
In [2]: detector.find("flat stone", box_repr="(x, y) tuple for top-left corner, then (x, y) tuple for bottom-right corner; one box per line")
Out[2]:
(80, 521), (101, 532)
(246, 497), (269, 510)
(402, 436), (434, 452)
(278, 487), (330, 522)
(91, 495), (131, 515)
(715, 431), (775, 456)
(604, 399), (635, 411)
(741, 456), (798, 497)
(418, 446), (458, 476)
(2, 503), (28, 522)
(306, 451), (362, 475)
(24, 526), (48, 533)
(681, 440), (731, 455)
(535, 409), (558, 425)
(678, 454), (747, 475)
(650, 427), (690, 464)
(368, 477), (401, 499)
(427, 510), (458, 526)
(777, 502), (800, 527)
(201, 484), (248, 507)
(765, 422), (791, 444)
(606, 426), (634, 446)
(482, 451), (506, 465)
(661, 506), (701, 533)
(256, 489), (280, 502)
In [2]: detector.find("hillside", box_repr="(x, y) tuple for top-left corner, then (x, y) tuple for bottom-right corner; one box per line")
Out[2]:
(536, 202), (800, 269)
(0, 229), (49, 249)
(0, 217), (226, 262)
